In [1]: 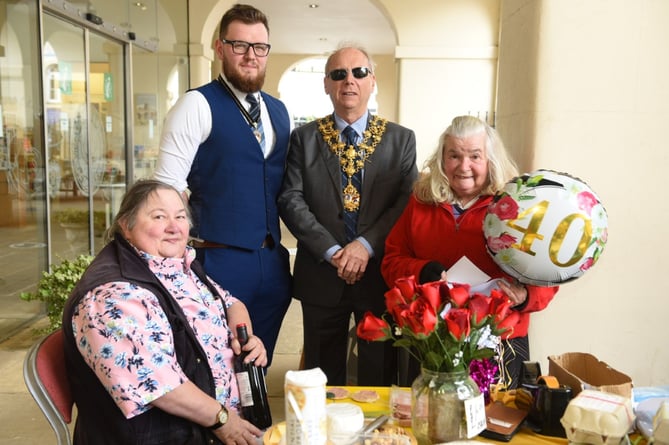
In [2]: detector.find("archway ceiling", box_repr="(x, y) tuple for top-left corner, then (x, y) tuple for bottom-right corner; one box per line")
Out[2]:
(249, 0), (396, 55)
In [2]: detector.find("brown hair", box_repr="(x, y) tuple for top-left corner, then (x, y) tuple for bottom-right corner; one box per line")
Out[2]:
(219, 4), (269, 39)
(105, 179), (190, 243)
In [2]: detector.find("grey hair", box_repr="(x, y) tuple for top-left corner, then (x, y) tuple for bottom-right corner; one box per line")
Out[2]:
(324, 42), (376, 75)
(413, 115), (519, 204)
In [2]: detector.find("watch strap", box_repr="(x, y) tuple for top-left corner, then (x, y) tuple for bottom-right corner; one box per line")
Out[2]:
(207, 404), (228, 430)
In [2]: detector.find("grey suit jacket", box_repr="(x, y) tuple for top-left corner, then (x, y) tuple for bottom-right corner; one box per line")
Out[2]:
(278, 116), (418, 308)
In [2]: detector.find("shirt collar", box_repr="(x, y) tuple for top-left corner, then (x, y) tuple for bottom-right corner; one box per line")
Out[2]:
(333, 110), (369, 140)
(219, 74), (259, 104)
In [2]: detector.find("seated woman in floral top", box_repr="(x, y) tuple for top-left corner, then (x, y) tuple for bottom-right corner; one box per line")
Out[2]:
(62, 179), (265, 445)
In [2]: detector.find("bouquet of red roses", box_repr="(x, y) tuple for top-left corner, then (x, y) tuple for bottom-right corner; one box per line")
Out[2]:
(357, 275), (519, 373)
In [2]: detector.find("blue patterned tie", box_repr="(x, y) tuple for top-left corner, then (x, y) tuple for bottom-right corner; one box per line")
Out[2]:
(342, 126), (362, 243)
(246, 93), (265, 153)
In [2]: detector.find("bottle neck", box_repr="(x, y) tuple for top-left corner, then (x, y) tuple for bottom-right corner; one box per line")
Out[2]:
(236, 323), (249, 347)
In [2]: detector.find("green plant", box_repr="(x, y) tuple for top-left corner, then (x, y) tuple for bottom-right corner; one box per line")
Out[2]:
(20, 254), (94, 333)
(53, 209), (107, 235)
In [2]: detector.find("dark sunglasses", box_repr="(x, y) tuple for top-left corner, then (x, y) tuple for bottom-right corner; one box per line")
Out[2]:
(327, 67), (371, 81)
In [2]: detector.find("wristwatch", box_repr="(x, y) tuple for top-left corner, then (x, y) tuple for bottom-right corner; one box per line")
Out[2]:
(207, 404), (228, 430)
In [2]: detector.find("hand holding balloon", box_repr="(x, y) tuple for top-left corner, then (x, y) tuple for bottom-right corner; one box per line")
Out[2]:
(497, 279), (528, 307)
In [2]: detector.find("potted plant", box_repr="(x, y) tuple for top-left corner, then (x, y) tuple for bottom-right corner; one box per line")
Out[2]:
(53, 209), (106, 233)
(20, 254), (94, 334)
(53, 210), (107, 250)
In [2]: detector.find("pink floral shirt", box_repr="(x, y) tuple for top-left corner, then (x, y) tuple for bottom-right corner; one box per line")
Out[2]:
(71, 247), (240, 418)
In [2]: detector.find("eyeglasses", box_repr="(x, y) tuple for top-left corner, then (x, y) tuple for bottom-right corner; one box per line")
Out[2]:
(221, 39), (271, 57)
(327, 67), (371, 81)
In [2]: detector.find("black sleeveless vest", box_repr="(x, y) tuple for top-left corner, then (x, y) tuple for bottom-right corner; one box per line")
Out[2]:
(62, 236), (226, 444)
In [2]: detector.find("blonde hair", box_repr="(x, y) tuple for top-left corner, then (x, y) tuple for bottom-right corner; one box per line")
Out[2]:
(414, 115), (519, 204)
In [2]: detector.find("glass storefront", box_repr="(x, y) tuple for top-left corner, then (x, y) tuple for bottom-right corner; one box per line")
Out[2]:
(0, 0), (188, 339)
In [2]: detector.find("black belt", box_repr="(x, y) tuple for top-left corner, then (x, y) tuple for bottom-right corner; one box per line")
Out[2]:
(189, 235), (274, 250)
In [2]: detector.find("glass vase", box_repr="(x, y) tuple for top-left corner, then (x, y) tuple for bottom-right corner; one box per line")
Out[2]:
(411, 367), (486, 444)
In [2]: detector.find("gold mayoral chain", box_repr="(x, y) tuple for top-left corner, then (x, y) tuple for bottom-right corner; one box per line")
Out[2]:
(317, 115), (388, 212)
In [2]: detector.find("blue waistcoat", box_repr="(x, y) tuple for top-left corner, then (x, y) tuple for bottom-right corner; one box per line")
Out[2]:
(187, 80), (290, 250)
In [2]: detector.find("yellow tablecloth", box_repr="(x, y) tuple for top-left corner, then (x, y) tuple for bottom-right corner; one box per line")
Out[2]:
(325, 386), (575, 445)
(265, 385), (647, 445)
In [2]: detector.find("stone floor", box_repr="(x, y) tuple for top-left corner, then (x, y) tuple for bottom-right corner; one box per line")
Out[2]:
(0, 298), (304, 444)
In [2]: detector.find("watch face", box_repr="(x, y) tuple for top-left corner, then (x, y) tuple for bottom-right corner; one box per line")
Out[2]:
(218, 406), (228, 424)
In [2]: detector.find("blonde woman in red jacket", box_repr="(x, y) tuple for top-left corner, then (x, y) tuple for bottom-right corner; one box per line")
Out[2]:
(381, 115), (558, 388)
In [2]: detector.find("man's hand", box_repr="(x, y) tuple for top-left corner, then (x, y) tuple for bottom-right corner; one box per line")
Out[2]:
(331, 240), (370, 284)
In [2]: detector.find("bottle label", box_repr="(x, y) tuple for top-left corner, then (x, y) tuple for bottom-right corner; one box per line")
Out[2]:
(236, 371), (255, 407)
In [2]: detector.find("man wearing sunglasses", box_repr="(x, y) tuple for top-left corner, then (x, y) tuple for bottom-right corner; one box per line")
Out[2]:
(154, 4), (292, 370)
(279, 45), (418, 386)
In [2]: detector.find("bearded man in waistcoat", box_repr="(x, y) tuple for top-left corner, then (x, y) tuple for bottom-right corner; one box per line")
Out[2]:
(154, 4), (292, 364)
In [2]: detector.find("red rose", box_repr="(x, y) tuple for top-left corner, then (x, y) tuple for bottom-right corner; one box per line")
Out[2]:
(385, 287), (407, 310)
(357, 311), (391, 341)
(448, 283), (471, 307)
(445, 308), (471, 341)
(468, 294), (491, 325)
(497, 311), (521, 339)
(405, 297), (437, 336)
(395, 275), (418, 299)
(489, 289), (513, 324)
(489, 195), (519, 220)
(418, 281), (442, 310)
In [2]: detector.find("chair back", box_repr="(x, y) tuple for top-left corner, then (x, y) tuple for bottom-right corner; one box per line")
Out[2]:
(23, 329), (73, 445)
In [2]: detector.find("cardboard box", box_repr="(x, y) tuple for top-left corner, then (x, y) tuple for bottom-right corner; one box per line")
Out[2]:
(548, 352), (633, 399)
(654, 401), (669, 445)
(560, 389), (635, 445)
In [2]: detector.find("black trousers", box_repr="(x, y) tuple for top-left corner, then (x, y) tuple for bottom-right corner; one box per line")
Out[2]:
(300, 284), (397, 386)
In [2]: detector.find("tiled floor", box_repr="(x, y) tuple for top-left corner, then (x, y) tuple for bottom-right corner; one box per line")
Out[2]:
(0, 298), (303, 444)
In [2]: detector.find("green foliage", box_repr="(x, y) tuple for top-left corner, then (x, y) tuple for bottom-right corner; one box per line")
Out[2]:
(20, 254), (94, 333)
(53, 209), (106, 234)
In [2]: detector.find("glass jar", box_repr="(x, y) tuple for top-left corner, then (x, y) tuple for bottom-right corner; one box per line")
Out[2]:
(411, 368), (486, 444)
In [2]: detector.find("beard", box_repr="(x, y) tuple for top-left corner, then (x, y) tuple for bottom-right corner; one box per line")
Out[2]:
(223, 61), (266, 93)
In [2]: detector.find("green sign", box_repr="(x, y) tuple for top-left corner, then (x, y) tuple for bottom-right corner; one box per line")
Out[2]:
(59, 62), (72, 94)
(104, 73), (113, 101)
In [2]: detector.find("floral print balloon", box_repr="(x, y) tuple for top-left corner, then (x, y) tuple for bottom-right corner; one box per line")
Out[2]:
(484, 169), (608, 286)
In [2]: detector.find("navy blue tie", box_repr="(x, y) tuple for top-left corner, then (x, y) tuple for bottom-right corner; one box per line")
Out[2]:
(246, 93), (265, 153)
(342, 126), (362, 243)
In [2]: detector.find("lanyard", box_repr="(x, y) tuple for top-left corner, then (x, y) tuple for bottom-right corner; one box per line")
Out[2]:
(216, 75), (259, 129)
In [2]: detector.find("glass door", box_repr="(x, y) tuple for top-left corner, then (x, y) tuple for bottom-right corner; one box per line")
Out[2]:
(0, 0), (47, 336)
(43, 13), (127, 261)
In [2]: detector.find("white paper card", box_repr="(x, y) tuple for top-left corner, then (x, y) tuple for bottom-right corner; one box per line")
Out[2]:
(469, 278), (504, 296)
(447, 256), (491, 287)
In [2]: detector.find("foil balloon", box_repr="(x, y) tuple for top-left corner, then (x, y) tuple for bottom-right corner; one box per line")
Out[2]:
(483, 169), (608, 286)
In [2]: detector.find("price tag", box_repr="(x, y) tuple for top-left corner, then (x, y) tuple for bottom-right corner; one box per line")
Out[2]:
(465, 393), (487, 437)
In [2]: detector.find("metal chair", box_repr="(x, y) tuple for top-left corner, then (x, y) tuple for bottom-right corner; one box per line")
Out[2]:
(23, 329), (73, 444)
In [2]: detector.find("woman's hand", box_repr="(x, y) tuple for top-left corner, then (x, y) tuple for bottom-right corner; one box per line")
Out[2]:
(231, 334), (268, 367)
(151, 382), (262, 444)
(213, 408), (262, 445)
(498, 279), (528, 307)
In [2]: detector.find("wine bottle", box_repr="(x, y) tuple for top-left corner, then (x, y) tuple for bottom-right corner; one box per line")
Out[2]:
(234, 323), (272, 429)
